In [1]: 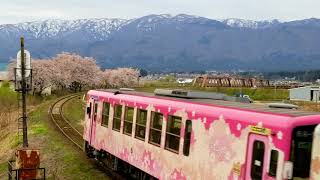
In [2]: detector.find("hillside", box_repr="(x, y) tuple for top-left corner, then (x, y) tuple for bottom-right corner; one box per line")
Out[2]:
(1, 14), (320, 72)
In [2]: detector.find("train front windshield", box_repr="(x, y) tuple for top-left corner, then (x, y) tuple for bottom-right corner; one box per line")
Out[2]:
(290, 125), (316, 180)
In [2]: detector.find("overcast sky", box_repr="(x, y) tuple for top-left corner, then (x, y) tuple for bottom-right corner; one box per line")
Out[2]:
(0, 0), (319, 24)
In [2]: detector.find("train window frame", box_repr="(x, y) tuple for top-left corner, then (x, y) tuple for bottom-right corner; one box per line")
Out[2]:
(148, 112), (163, 146)
(183, 120), (192, 156)
(165, 115), (182, 154)
(268, 149), (279, 177)
(135, 109), (148, 141)
(123, 106), (134, 136)
(101, 102), (110, 127)
(87, 103), (92, 118)
(112, 104), (122, 132)
(93, 102), (98, 121)
(251, 140), (265, 180)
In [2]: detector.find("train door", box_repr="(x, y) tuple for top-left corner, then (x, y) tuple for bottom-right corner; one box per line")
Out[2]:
(245, 134), (269, 180)
(89, 100), (99, 145)
(290, 125), (317, 180)
(310, 124), (320, 179)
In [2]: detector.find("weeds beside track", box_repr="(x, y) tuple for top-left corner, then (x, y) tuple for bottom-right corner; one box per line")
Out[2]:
(49, 94), (84, 150)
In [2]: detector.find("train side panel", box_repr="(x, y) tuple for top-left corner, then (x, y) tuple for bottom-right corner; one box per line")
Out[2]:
(84, 91), (292, 180)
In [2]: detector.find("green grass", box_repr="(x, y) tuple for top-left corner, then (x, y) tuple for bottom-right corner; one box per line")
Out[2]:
(136, 81), (289, 101)
(0, 96), (109, 179)
(0, 85), (17, 109)
(29, 124), (48, 136)
(62, 96), (85, 133)
(0, 83), (59, 110)
(27, 100), (108, 179)
(0, 162), (7, 174)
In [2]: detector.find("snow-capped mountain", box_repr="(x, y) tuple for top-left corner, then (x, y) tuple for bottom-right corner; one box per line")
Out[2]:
(220, 18), (281, 29)
(0, 18), (128, 40)
(0, 14), (320, 72)
(131, 14), (227, 33)
(1, 14), (218, 40)
(0, 15), (284, 41)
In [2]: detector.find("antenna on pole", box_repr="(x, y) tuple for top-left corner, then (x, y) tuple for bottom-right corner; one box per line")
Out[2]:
(14, 37), (32, 147)
(8, 37), (46, 179)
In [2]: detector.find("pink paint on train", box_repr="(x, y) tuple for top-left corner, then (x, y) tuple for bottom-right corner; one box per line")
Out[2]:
(84, 90), (320, 180)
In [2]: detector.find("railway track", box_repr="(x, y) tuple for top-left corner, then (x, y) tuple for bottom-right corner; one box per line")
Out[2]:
(49, 94), (126, 179)
(49, 94), (84, 150)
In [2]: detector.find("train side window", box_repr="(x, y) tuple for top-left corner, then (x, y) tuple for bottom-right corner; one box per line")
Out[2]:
(269, 150), (278, 177)
(251, 140), (265, 180)
(149, 112), (163, 146)
(112, 104), (122, 131)
(165, 115), (181, 153)
(87, 103), (92, 118)
(102, 102), (110, 127)
(94, 103), (98, 120)
(135, 109), (147, 140)
(123, 107), (134, 135)
(183, 120), (192, 156)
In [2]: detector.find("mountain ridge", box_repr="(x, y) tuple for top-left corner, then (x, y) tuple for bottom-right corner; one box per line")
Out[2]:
(0, 14), (320, 72)
(2, 14), (315, 39)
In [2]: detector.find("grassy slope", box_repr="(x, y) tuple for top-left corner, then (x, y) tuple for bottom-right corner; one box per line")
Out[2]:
(62, 97), (85, 133)
(0, 97), (109, 180)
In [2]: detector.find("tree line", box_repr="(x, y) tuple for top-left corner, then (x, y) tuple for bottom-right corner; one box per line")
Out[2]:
(264, 70), (320, 82)
(239, 70), (320, 82)
(8, 52), (140, 95)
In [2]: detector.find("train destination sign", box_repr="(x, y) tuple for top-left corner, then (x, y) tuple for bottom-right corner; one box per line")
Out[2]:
(250, 125), (271, 135)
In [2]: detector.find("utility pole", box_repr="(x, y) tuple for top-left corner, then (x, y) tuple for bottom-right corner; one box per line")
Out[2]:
(8, 37), (45, 180)
(20, 37), (28, 147)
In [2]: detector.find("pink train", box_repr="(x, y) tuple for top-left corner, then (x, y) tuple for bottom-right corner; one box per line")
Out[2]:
(83, 89), (320, 180)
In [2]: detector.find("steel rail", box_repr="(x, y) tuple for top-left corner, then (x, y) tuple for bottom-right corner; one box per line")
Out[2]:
(49, 93), (127, 180)
(49, 94), (84, 150)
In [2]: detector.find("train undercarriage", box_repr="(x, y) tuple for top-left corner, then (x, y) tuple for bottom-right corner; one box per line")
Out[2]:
(85, 141), (157, 180)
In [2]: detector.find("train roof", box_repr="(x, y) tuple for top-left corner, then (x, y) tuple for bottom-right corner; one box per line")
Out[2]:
(90, 89), (319, 118)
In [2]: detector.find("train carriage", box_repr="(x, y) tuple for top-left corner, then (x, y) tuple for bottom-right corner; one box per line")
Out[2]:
(83, 89), (320, 180)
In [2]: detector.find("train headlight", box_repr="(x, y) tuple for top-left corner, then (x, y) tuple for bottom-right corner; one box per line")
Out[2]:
(283, 161), (293, 179)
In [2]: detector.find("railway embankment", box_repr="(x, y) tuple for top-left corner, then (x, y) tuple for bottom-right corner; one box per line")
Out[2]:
(62, 96), (85, 134)
(0, 93), (109, 179)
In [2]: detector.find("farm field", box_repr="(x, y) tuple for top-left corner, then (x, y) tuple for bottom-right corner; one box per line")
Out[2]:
(136, 81), (289, 101)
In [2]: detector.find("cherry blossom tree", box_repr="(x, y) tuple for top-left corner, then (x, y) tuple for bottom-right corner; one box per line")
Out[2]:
(6, 59), (16, 81)
(7, 59), (55, 94)
(31, 59), (56, 95)
(51, 52), (102, 92)
(103, 68), (139, 88)
(7, 52), (140, 94)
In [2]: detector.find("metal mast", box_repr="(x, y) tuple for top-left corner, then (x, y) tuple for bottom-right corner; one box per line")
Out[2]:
(20, 37), (28, 147)
(8, 37), (46, 180)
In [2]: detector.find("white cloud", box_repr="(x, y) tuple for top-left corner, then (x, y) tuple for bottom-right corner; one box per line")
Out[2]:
(0, 0), (319, 24)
